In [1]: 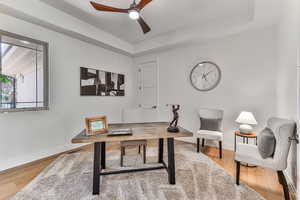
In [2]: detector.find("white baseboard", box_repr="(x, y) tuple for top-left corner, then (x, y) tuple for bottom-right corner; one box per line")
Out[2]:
(0, 144), (87, 172)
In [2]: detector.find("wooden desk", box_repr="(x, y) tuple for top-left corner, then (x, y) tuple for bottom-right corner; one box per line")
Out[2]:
(72, 122), (193, 195)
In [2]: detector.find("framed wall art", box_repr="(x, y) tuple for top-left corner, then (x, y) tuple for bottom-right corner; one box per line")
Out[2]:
(80, 67), (125, 96)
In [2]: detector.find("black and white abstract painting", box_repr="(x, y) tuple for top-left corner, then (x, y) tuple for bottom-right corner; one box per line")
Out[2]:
(80, 67), (125, 96)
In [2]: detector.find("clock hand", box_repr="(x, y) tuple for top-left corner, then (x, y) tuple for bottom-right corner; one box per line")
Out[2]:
(204, 71), (213, 76)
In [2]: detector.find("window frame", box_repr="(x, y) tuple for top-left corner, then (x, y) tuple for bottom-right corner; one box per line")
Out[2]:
(0, 30), (49, 113)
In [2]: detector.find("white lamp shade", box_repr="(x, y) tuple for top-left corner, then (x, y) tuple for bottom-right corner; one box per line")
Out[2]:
(235, 111), (257, 125)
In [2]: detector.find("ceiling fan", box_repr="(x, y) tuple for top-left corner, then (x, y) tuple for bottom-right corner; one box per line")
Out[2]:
(90, 0), (152, 34)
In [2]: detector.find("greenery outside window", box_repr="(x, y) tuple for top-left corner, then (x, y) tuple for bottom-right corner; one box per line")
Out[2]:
(0, 30), (49, 112)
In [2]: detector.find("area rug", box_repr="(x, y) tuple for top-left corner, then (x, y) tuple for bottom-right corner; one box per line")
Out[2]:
(11, 144), (264, 200)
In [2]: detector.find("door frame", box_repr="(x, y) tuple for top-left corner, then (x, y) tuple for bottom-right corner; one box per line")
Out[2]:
(137, 59), (159, 109)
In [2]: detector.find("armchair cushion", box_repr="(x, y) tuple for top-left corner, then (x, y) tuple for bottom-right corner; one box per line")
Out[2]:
(195, 130), (223, 141)
(200, 117), (222, 131)
(235, 143), (275, 169)
(257, 128), (276, 159)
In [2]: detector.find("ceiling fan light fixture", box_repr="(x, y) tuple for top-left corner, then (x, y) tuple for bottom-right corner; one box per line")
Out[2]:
(128, 9), (140, 20)
(90, 0), (152, 34)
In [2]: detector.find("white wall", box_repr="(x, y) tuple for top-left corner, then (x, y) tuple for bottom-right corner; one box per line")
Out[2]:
(134, 26), (278, 150)
(0, 13), (135, 171)
(276, 0), (300, 192)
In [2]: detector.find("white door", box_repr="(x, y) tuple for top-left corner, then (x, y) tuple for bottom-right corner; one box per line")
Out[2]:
(138, 61), (158, 109)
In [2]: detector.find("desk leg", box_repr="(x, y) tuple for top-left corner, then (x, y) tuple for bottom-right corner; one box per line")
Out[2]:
(167, 138), (176, 184)
(158, 138), (164, 163)
(196, 138), (200, 152)
(93, 142), (101, 195)
(101, 142), (106, 169)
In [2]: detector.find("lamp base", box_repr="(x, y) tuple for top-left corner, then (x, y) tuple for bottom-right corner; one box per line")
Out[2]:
(239, 124), (253, 134)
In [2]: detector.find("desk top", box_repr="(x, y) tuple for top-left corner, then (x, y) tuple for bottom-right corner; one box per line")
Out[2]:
(72, 122), (193, 143)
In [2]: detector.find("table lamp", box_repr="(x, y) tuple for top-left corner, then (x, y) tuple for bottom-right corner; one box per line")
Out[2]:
(235, 111), (257, 134)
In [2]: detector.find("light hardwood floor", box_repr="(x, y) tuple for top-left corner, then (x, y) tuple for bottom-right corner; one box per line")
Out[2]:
(0, 140), (292, 200)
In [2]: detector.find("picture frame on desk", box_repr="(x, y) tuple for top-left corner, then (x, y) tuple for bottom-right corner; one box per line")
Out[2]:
(85, 116), (108, 135)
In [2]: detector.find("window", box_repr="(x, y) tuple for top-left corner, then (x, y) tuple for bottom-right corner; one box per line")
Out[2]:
(0, 30), (49, 112)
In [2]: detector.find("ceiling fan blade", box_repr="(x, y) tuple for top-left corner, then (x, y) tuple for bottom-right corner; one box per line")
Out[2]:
(137, 17), (151, 34)
(136, 0), (152, 10)
(90, 1), (129, 13)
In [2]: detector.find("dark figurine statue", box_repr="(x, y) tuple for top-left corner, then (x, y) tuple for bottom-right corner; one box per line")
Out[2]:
(167, 104), (180, 132)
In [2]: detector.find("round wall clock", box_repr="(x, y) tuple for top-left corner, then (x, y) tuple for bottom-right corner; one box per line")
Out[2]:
(189, 61), (221, 91)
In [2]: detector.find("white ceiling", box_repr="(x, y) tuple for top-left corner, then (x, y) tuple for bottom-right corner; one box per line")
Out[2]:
(0, 0), (281, 55)
(41, 0), (255, 44)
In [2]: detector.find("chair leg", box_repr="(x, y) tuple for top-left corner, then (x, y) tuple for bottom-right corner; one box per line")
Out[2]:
(219, 141), (222, 159)
(120, 147), (125, 167)
(143, 145), (146, 164)
(277, 171), (283, 185)
(277, 171), (290, 200)
(236, 161), (240, 185)
(197, 138), (200, 152)
(202, 138), (205, 147)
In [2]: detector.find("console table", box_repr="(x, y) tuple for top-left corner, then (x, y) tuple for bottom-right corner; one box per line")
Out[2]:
(234, 130), (257, 152)
(72, 122), (193, 195)
(234, 130), (257, 167)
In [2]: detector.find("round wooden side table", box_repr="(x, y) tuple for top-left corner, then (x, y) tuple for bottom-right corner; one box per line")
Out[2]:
(234, 130), (257, 167)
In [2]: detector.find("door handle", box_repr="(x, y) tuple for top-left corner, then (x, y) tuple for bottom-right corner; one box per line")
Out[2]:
(152, 106), (157, 109)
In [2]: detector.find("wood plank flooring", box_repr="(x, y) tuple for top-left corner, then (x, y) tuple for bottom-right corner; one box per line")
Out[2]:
(0, 140), (291, 200)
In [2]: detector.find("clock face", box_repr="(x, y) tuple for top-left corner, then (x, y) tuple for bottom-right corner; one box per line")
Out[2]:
(190, 61), (221, 91)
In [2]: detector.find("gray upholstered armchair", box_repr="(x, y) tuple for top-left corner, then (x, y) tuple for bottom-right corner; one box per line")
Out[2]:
(194, 108), (224, 158)
(235, 117), (296, 200)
